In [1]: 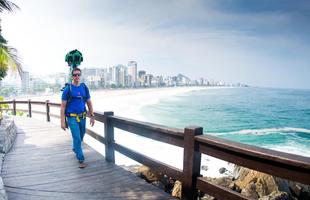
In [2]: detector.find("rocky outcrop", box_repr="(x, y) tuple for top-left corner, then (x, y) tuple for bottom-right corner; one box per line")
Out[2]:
(198, 166), (310, 200)
(0, 116), (17, 153)
(0, 116), (17, 200)
(234, 167), (280, 198)
(127, 164), (309, 200)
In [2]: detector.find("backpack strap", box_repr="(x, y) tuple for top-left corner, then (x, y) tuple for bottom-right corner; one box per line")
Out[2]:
(64, 83), (72, 114)
(67, 83), (88, 103)
(81, 83), (89, 102)
(67, 83), (72, 103)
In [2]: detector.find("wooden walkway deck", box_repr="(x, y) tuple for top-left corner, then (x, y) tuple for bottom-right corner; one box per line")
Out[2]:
(1, 117), (175, 200)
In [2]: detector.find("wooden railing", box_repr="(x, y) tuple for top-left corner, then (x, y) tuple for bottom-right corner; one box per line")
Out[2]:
(1, 99), (309, 200)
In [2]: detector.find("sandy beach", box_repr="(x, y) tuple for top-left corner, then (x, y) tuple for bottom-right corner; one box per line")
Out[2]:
(24, 86), (207, 119)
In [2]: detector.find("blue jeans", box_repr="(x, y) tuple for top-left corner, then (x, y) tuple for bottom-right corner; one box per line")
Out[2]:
(67, 117), (86, 162)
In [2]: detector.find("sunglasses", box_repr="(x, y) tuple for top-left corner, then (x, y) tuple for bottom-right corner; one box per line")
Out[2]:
(72, 74), (81, 77)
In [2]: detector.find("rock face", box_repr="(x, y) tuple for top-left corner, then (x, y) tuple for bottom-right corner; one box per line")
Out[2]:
(136, 165), (176, 194)
(234, 167), (310, 200)
(235, 167), (279, 198)
(133, 165), (309, 200)
(0, 117), (17, 153)
(0, 116), (15, 200)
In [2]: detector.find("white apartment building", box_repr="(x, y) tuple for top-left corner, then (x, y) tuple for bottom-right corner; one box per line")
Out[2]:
(128, 61), (137, 87)
(21, 71), (30, 93)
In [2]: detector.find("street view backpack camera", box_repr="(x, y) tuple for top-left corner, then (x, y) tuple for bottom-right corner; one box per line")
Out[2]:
(61, 49), (84, 91)
(65, 49), (83, 68)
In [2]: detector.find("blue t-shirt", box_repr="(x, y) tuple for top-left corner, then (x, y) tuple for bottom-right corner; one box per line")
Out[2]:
(61, 83), (90, 114)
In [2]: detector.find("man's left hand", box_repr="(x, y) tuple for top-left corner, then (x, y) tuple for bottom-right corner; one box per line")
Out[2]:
(90, 117), (95, 127)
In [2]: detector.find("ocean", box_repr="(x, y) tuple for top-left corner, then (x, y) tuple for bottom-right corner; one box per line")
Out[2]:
(140, 87), (310, 157)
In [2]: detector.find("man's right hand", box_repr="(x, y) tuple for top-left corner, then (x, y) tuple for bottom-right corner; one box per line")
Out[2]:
(61, 121), (66, 130)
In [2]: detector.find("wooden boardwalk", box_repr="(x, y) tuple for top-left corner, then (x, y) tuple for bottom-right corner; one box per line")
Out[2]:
(1, 117), (175, 200)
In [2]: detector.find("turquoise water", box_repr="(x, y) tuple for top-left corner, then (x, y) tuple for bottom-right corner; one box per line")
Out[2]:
(141, 87), (310, 156)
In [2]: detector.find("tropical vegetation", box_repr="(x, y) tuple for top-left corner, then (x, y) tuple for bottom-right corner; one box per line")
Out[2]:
(0, 0), (22, 81)
(0, 0), (21, 121)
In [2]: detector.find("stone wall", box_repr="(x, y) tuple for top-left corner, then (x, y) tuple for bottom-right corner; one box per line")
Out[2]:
(0, 116), (17, 200)
(0, 116), (17, 153)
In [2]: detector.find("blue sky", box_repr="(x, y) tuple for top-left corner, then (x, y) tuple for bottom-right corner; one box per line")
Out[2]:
(2, 0), (310, 89)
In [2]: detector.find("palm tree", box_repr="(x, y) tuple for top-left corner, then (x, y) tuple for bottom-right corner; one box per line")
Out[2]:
(0, 35), (21, 80)
(0, 0), (19, 12)
(0, 0), (21, 80)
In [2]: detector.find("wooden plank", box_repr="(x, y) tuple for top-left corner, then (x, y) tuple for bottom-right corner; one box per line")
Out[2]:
(110, 115), (184, 147)
(30, 101), (46, 105)
(48, 102), (61, 107)
(2, 117), (175, 200)
(196, 135), (310, 185)
(114, 142), (183, 181)
(28, 99), (32, 117)
(45, 100), (50, 122)
(14, 100), (28, 104)
(0, 101), (13, 104)
(104, 112), (115, 163)
(196, 177), (251, 200)
(93, 111), (105, 123)
(182, 126), (203, 200)
(13, 99), (16, 115)
(86, 129), (106, 144)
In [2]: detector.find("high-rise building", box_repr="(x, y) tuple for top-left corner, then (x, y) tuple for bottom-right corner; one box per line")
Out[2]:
(177, 74), (191, 86)
(138, 70), (146, 78)
(111, 65), (120, 86)
(21, 71), (30, 93)
(144, 74), (153, 87)
(138, 70), (146, 87)
(119, 65), (128, 87)
(128, 61), (137, 87)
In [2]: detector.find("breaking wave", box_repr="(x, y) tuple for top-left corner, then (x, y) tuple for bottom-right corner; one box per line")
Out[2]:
(211, 127), (310, 136)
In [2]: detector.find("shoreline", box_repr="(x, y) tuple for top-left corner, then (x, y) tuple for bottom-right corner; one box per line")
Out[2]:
(81, 86), (235, 178)
(7, 86), (308, 178)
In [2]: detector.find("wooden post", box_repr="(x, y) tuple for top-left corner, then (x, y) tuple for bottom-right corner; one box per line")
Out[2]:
(182, 126), (203, 200)
(12, 99), (16, 115)
(46, 100), (50, 122)
(104, 111), (115, 163)
(28, 99), (32, 118)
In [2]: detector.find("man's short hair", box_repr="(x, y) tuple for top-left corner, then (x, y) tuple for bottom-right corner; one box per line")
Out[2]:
(72, 68), (81, 75)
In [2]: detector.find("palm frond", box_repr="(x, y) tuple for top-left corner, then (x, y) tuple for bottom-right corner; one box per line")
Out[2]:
(0, 42), (22, 79)
(0, 0), (19, 13)
(0, 65), (7, 80)
(0, 35), (7, 44)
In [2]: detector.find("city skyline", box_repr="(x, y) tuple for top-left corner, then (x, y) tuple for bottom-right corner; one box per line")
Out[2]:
(1, 63), (246, 98)
(1, 0), (310, 89)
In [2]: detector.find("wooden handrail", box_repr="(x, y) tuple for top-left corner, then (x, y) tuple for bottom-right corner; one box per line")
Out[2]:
(1, 99), (309, 200)
(0, 101), (13, 104)
(113, 142), (183, 181)
(196, 135), (310, 184)
(109, 115), (184, 147)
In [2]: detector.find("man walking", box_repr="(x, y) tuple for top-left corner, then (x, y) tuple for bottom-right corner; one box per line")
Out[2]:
(60, 67), (95, 168)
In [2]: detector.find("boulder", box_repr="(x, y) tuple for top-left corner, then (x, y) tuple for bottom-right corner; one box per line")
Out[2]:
(137, 165), (158, 182)
(241, 182), (259, 199)
(171, 180), (182, 199)
(259, 191), (292, 200)
(235, 167), (279, 197)
(201, 165), (209, 171)
(219, 167), (227, 174)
